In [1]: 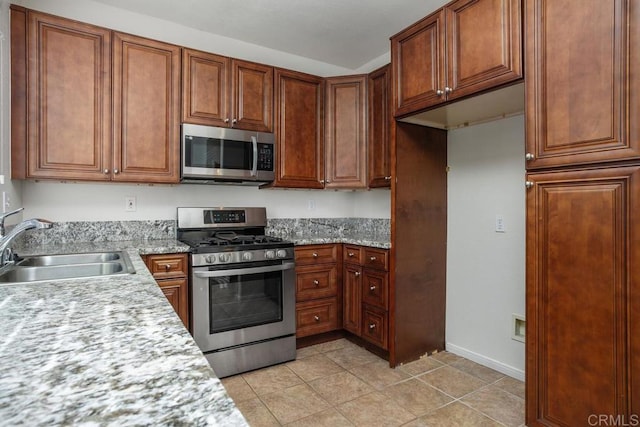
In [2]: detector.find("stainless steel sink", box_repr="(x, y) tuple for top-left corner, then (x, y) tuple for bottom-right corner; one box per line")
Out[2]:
(0, 251), (136, 283)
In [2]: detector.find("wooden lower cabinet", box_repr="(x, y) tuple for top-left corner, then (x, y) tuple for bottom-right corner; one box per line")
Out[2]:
(343, 245), (390, 350)
(294, 245), (342, 338)
(526, 165), (640, 426)
(143, 253), (190, 329)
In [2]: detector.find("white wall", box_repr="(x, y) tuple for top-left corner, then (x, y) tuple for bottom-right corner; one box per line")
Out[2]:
(7, 0), (391, 222)
(446, 115), (526, 380)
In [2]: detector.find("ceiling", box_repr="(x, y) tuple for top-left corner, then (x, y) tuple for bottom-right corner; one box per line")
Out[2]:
(91, 0), (448, 70)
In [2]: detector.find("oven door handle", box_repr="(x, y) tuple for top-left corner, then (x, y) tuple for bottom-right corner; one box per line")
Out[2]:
(193, 262), (295, 278)
(250, 135), (258, 177)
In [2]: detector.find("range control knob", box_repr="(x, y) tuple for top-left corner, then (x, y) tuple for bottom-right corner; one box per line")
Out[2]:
(218, 253), (231, 263)
(276, 249), (288, 258)
(265, 250), (276, 260)
(205, 255), (216, 264)
(242, 252), (253, 261)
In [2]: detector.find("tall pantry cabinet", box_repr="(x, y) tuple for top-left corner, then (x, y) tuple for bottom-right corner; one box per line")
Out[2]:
(525, 0), (640, 425)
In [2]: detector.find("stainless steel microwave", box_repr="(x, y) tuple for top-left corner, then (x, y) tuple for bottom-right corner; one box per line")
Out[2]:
(181, 124), (275, 185)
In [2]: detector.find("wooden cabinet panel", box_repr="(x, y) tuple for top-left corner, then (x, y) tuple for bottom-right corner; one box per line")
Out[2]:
(182, 49), (229, 127)
(525, 0), (640, 169)
(391, 0), (522, 117)
(325, 75), (367, 189)
(343, 245), (364, 265)
(526, 166), (639, 425)
(15, 9), (112, 180)
(361, 306), (388, 350)
(113, 32), (180, 183)
(295, 244), (339, 266)
(144, 253), (190, 329)
(296, 298), (339, 338)
(273, 68), (324, 188)
(295, 264), (338, 302)
(158, 278), (189, 328)
(232, 60), (273, 132)
(362, 269), (388, 310)
(368, 64), (392, 188)
(445, 0), (522, 101)
(343, 265), (362, 335)
(364, 247), (389, 271)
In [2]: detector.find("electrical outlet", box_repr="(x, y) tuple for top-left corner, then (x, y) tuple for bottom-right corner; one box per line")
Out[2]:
(495, 214), (505, 232)
(307, 199), (316, 211)
(2, 192), (10, 213)
(512, 314), (525, 342)
(125, 196), (136, 212)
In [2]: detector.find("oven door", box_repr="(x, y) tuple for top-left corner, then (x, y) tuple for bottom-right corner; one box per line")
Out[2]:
(192, 261), (296, 352)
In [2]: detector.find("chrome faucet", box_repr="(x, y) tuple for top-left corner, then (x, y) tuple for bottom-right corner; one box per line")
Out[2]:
(0, 208), (24, 238)
(0, 218), (53, 268)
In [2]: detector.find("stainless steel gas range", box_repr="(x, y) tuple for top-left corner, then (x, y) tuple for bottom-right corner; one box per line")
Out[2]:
(177, 207), (296, 378)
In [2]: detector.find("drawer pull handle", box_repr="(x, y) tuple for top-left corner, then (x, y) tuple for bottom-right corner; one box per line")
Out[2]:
(165, 264), (171, 272)
(313, 279), (320, 285)
(355, 271), (361, 277)
(314, 315), (320, 322)
(370, 285), (376, 291)
(312, 252), (318, 258)
(370, 256), (377, 261)
(369, 323), (376, 330)
(348, 252), (355, 257)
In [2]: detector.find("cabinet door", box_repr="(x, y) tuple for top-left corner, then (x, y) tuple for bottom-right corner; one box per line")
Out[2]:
(368, 64), (391, 188)
(273, 68), (324, 188)
(391, 10), (446, 117)
(525, 0), (640, 169)
(361, 306), (388, 350)
(182, 48), (230, 127)
(526, 166), (638, 426)
(158, 278), (189, 329)
(325, 75), (367, 189)
(343, 265), (362, 335)
(113, 32), (180, 183)
(445, 0), (522, 101)
(17, 10), (111, 180)
(231, 60), (273, 132)
(362, 269), (388, 310)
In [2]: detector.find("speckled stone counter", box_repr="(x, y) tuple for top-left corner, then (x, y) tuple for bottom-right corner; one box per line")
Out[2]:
(0, 242), (247, 426)
(284, 232), (391, 249)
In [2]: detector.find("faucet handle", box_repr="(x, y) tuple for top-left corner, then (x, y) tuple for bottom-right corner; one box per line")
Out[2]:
(0, 208), (24, 237)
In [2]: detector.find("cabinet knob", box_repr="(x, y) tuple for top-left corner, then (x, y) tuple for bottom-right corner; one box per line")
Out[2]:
(312, 252), (318, 258)
(384, 176), (392, 180)
(525, 181), (534, 189)
(113, 168), (119, 174)
(224, 118), (230, 123)
(232, 118), (237, 125)
(320, 179), (325, 184)
(355, 271), (361, 277)
(313, 279), (320, 285)
(314, 315), (320, 322)
(444, 87), (453, 94)
(348, 252), (355, 257)
(103, 169), (109, 174)
(525, 153), (535, 161)
(436, 89), (444, 96)
(370, 256), (377, 261)
(370, 285), (376, 291)
(165, 264), (171, 272)
(369, 323), (376, 330)
(325, 179), (331, 184)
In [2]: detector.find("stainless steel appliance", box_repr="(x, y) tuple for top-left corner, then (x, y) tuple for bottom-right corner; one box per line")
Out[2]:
(177, 207), (295, 377)
(181, 124), (275, 185)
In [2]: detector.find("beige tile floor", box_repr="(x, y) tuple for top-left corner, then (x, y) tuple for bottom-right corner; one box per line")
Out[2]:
(221, 339), (525, 426)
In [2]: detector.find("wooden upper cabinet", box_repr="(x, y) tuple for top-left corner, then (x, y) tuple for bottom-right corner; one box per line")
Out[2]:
(12, 8), (112, 180)
(325, 75), (367, 189)
(525, 0), (640, 169)
(112, 32), (181, 183)
(526, 165), (639, 426)
(272, 68), (324, 188)
(391, 0), (522, 117)
(368, 64), (392, 188)
(182, 49), (273, 132)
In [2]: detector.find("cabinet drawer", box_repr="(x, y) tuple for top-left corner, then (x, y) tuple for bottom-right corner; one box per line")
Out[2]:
(343, 245), (364, 264)
(296, 298), (339, 338)
(362, 306), (388, 350)
(362, 269), (388, 310)
(295, 244), (339, 266)
(296, 264), (338, 302)
(145, 253), (188, 279)
(364, 247), (389, 271)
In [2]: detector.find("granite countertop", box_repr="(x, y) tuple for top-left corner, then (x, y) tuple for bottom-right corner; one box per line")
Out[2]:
(284, 232), (391, 249)
(0, 240), (247, 426)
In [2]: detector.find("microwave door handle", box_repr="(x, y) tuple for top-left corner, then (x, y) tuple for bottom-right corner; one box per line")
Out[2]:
(194, 262), (295, 278)
(251, 136), (258, 177)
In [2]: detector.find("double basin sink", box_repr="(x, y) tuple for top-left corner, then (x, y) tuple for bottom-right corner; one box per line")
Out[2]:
(0, 251), (136, 283)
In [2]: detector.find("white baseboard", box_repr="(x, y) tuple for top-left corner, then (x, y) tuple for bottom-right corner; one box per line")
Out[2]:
(445, 342), (525, 382)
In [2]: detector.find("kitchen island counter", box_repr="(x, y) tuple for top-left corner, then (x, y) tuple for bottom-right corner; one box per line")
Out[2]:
(0, 242), (247, 426)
